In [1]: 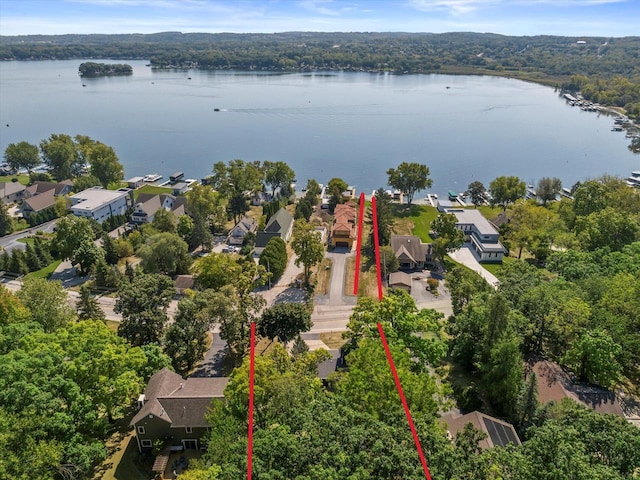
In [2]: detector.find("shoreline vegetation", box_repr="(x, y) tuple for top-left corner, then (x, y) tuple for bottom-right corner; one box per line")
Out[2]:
(78, 61), (132, 77)
(1, 31), (638, 119)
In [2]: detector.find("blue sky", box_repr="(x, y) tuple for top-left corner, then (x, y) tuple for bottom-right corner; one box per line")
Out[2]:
(0, 0), (638, 37)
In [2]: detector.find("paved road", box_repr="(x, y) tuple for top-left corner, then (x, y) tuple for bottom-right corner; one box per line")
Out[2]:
(0, 219), (57, 253)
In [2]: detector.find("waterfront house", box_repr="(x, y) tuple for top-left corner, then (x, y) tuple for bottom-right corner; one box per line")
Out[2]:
(69, 187), (132, 224)
(390, 234), (433, 270)
(0, 181), (26, 204)
(23, 180), (73, 198)
(446, 208), (506, 263)
(131, 193), (186, 225)
(127, 176), (145, 189)
(21, 189), (55, 219)
(330, 203), (356, 249)
(131, 368), (229, 453)
(172, 182), (190, 196)
(440, 411), (521, 450)
(255, 208), (294, 249)
(251, 191), (271, 206)
(228, 216), (257, 246)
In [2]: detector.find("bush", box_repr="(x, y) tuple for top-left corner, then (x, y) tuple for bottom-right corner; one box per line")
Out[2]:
(259, 237), (288, 283)
(427, 277), (439, 294)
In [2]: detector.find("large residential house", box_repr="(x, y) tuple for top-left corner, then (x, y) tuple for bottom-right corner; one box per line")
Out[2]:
(23, 180), (73, 199)
(228, 216), (257, 246)
(255, 208), (294, 249)
(446, 208), (506, 263)
(21, 189), (55, 219)
(330, 203), (356, 249)
(440, 411), (521, 450)
(131, 193), (186, 225)
(0, 182), (26, 204)
(131, 368), (229, 452)
(20, 180), (73, 219)
(390, 234), (433, 270)
(69, 186), (133, 224)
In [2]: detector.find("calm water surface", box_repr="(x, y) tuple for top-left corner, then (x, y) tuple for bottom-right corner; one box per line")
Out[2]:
(1, 60), (638, 195)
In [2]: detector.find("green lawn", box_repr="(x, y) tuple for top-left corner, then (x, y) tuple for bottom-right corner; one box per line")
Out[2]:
(0, 174), (30, 185)
(133, 185), (172, 201)
(24, 259), (62, 280)
(393, 203), (439, 241)
(476, 205), (504, 221)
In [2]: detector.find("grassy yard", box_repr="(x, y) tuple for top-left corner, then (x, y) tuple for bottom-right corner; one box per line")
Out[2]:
(476, 205), (504, 221)
(392, 204), (438, 241)
(315, 258), (333, 295)
(319, 332), (349, 349)
(24, 259), (62, 280)
(0, 174), (30, 185)
(133, 185), (172, 201)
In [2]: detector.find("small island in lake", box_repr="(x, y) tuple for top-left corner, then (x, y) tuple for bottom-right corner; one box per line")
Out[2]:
(78, 62), (133, 77)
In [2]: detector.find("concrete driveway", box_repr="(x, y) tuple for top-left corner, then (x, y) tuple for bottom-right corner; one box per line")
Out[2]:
(315, 249), (357, 307)
(448, 246), (499, 287)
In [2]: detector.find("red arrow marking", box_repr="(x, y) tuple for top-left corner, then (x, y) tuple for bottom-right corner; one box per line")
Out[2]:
(377, 322), (433, 479)
(353, 192), (365, 295)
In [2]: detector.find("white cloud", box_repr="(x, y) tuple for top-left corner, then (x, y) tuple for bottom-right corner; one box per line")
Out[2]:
(408, 0), (629, 16)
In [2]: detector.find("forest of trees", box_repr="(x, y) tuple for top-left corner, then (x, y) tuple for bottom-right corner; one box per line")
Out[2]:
(78, 61), (132, 77)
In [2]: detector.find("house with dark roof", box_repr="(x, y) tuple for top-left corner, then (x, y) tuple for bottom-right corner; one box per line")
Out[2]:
(440, 411), (521, 450)
(255, 208), (294, 249)
(228, 216), (257, 246)
(390, 234), (433, 270)
(330, 203), (356, 249)
(131, 193), (186, 224)
(23, 180), (73, 198)
(21, 189), (56, 218)
(131, 368), (229, 452)
(530, 360), (624, 417)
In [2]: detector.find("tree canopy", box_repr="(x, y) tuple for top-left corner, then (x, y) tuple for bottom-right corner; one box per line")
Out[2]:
(386, 162), (432, 205)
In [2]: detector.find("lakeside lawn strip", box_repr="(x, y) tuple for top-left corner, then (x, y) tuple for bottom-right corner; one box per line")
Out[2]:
(133, 185), (173, 201)
(0, 174), (30, 185)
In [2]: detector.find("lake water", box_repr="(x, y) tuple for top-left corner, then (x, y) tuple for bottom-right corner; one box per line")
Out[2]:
(0, 59), (638, 196)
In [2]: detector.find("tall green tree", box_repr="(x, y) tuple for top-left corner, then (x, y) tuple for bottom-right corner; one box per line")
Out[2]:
(258, 303), (312, 344)
(431, 213), (465, 264)
(291, 218), (325, 285)
(563, 329), (622, 388)
(489, 175), (526, 211)
(115, 273), (175, 346)
(39, 133), (84, 181)
(72, 237), (104, 275)
(259, 236), (288, 283)
(575, 207), (638, 252)
(3, 141), (40, 173)
(572, 180), (608, 217)
(386, 161), (432, 205)
(164, 291), (214, 375)
(369, 188), (394, 247)
(194, 252), (242, 290)
(81, 139), (124, 188)
(0, 202), (14, 236)
(76, 284), (105, 321)
(536, 176), (562, 206)
(152, 207), (177, 233)
(53, 214), (95, 260)
(138, 232), (192, 276)
(263, 160), (295, 197)
(467, 180), (486, 208)
(17, 277), (75, 332)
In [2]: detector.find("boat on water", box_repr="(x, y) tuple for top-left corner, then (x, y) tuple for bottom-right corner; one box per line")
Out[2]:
(627, 171), (640, 189)
(143, 174), (163, 183)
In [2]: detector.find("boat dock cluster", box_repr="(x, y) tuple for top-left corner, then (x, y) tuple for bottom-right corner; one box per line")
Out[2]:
(563, 92), (639, 138)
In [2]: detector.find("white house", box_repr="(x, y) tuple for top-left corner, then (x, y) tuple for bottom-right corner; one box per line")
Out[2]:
(69, 187), (132, 224)
(131, 193), (186, 224)
(446, 208), (506, 263)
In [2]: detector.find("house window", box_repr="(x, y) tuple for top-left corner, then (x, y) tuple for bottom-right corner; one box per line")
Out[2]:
(137, 426), (145, 434)
(185, 426), (193, 433)
(141, 439), (152, 448)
